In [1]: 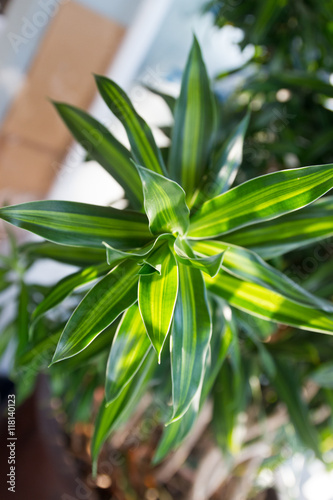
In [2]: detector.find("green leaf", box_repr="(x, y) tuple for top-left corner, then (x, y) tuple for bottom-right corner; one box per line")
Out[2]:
(138, 243), (178, 362)
(95, 75), (166, 175)
(168, 37), (216, 202)
(136, 165), (190, 236)
(23, 242), (106, 266)
(103, 233), (171, 267)
(105, 304), (151, 403)
(202, 301), (235, 401)
(32, 263), (110, 324)
(0, 201), (153, 250)
(169, 259), (211, 423)
(210, 112), (250, 195)
(188, 164), (333, 239)
(192, 240), (333, 312)
(137, 263), (160, 276)
(309, 363), (333, 388)
(155, 393), (199, 464)
(58, 323), (119, 372)
(205, 270), (333, 335)
(213, 364), (242, 453)
(193, 113), (250, 208)
(91, 350), (155, 473)
(267, 358), (321, 457)
(213, 313), (244, 454)
(223, 196), (333, 259)
(53, 103), (143, 208)
(51, 259), (139, 363)
(174, 236), (224, 277)
(154, 300), (234, 463)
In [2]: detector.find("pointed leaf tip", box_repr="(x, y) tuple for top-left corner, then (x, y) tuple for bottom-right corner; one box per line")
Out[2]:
(136, 164), (190, 236)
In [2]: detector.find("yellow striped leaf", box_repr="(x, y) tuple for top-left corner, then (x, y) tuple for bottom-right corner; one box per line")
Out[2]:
(205, 270), (333, 335)
(168, 37), (216, 202)
(105, 304), (152, 403)
(136, 165), (190, 236)
(53, 103), (143, 208)
(188, 164), (333, 239)
(0, 201), (153, 250)
(138, 244), (178, 362)
(174, 236), (224, 277)
(223, 195), (333, 259)
(51, 260), (139, 363)
(95, 75), (166, 175)
(192, 240), (333, 312)
(169, 258), (212, 423)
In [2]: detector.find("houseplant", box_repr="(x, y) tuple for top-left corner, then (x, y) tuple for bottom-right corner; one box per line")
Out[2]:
(1, 39), (333, 486)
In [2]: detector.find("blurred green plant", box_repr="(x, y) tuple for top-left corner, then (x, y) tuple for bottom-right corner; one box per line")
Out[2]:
(0, 38), (333, 483)
(205, 0), (333, 179)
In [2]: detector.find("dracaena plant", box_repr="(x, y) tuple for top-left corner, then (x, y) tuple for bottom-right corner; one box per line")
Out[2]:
(2, 38), (333, 470)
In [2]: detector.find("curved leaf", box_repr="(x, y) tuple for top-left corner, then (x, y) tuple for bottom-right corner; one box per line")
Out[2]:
(168, 37), (216, 202)
(205, 270), (333, 335)
(51, 260), (139, 363)
(95, 75), (166, 175)
(103, 233), (171, 267)
(223, 196), (333, 259)
(0, 201), (152, 250)
(105, 303), (151, 403)
(169, 259), (212, 423)
(154, 300), (233, 463)
(91, 350), (156, 474)
(213, 319), (244, 454)
(23, 242), (106, 266)
(210, 112), (250, 195)
(136, 165), (190, 236)
(53, 103), (143, 208)
(192, 240), (333, 312)
(174, 236), (224, 277)
(194, 112), (250, 207)
(138, 244), (178, 362)
(32, 263), (110, 324)
(188, 164), (333, 239)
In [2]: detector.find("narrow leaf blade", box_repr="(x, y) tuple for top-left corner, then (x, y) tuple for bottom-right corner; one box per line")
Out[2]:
(168, 37), (216, 201)
(154, 300), (234, 463)
(188, 164), (333, 239)
(0, 201), (152, 249)
(95, 75), (166, 175)
(138, 244), (178, 361)
(32, 263), (110, 324)
(223, 196), (333, 259)
(136, 165), (190, 235)
(52, 260), (139, 363)
(91, 351), (155, 473)
(53, 103), (143, 208)
(205, 270), (333, 335)
(105, 303), (151, 403)
(170, 260), (211, 423)
(193, 240), (333, 312)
